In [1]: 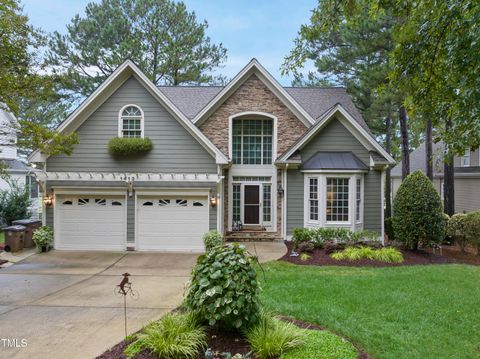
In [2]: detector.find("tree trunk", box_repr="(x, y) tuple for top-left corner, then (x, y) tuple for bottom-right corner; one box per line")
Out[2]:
(399, 105), (410, 179)
(444, 120), (455, 215)
(425, 117), (433, 181)
(385, 116), (392, 218)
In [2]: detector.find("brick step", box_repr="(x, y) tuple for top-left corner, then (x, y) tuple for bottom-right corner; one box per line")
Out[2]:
(225, 231), (281, 242)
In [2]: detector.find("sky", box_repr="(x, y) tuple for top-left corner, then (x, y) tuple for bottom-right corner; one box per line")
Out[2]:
(21, 0), (317, 85)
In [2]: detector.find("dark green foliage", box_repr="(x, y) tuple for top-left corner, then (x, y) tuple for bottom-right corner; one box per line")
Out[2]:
(108, 137), (152, 157)
(185, 243), (260, 330)
(448, 213), (468, 252)
(292, 227), (380, 250)
(464, 211), (480, 256)
(384, 217), (394, 241)
(202, 230), (223, 252)
(392, 171), (445, 249)
(124, 312), (206, 359)
(32, 226), (53, 252)
(0, 180), (31, 226)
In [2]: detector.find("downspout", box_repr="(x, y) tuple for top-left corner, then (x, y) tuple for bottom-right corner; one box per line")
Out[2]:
(283, 164), (288, 241)
(381, 165), (387, 245)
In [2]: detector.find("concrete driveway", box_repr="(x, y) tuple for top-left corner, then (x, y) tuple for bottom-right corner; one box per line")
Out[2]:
(0, 242), (286, 359)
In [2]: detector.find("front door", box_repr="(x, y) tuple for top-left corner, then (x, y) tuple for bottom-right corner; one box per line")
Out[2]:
(244, 185), (260, 225)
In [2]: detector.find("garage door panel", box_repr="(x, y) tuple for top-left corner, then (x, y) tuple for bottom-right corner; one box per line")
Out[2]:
(56, 195), (126, 250)
(137, 196), (208, 252)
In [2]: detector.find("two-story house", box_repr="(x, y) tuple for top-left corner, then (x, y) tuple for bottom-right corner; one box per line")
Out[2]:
(391, 141), (480, 213)
(28, 59), (394, 251)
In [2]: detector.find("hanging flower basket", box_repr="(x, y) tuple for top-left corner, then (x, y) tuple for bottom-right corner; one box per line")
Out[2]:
(108, 137), (153, 157)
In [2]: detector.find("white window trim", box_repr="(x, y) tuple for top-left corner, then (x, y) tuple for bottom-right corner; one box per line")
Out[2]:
(461, 149), (471, 167)
(228, 111), (278, 165)
(355, 176), (364, 224)
(304, 173), (364, 231)
(118, 104), (145, 138)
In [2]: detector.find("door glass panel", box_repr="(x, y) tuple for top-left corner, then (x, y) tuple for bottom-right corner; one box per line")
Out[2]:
(244, 185), (260, 224)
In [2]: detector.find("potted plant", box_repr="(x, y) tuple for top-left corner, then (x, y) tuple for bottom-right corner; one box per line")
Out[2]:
(32, 226), (53, 253)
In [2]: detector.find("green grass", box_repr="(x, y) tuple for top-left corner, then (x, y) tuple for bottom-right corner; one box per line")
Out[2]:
(281, 329), (357, 359)
(260, 262), (480, 359)
(0, 232), (4, 245)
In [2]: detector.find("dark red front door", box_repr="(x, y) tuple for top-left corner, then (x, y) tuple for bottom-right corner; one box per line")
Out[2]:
(244, 185), (260, 224)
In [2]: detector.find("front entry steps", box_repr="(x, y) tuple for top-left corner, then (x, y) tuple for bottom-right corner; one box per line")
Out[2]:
(225, 230), (282, 242)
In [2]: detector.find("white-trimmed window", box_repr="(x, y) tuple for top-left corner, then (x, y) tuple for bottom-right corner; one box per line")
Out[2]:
(356, 178), (362, 222)
(326, 178), (349, 222)
(232, 119), (273, 165)
(308, 178), (319, 221)
(119, 105), (144, 138)
(461, 149), (470, 167)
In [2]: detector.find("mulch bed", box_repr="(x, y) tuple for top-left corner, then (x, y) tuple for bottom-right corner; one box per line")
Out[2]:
(281, 242), (480, 267)
(97, 318), (370, 359)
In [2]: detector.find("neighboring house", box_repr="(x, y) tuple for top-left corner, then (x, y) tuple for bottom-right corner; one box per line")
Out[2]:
(391, 141), (480, 213)
(28, 59), (394, 252)
(0, 109), (39, 218)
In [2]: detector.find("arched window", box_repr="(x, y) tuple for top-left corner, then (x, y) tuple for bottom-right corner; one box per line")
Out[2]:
(119, 105), (144, 138)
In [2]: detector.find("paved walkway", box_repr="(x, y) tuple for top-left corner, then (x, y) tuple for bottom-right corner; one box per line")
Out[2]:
(0, 241), (286, 359)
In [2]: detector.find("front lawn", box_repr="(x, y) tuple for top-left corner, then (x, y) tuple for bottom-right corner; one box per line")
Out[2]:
(260, 262), (480, 359)
(0, 231), (4, 245)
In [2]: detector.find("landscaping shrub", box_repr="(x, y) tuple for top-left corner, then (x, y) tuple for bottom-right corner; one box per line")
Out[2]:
(281, 329), (357, 359)
(292, 227), (380, 250)
(185, 243), (260, 330)
(108, 137), (153, 157)
(299, 253), (311, 261)
(296, 241), (314, 253)
(202, 230), (224, 252)
(464, 210), (480, 255)
(330, 246), (403, 263)
(0, 180), (31, 226)
(32, 226), (53, 252)
(124, 312), (206, 359)
(392, 171), (445, 250)
(245, 312), (304, 359)
(448, 213), (469, 252)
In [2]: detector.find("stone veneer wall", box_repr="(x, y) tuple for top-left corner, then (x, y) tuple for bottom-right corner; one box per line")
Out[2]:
(199, 74), (307, 157)
(200, 74), (307, 239)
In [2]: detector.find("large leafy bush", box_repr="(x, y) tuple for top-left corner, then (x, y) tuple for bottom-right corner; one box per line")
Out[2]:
(0, 180), (31, 226)
(392, 171), (445, 250)
(108, 137), (153, 157)
(202, 230), (223, 252)
(464, 210), (480, 255)
(124, 312), (206, 359)
(185, 243), (260, 330)
(33, 226), (53, 252)
(448, 213), (469, 252)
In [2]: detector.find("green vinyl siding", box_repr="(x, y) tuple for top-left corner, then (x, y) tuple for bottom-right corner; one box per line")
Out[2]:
(47, 76), (216, 173)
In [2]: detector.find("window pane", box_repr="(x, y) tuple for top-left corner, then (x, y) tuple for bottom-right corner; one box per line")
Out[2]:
(309, 178), (318, 221)
(326, 178), (349, 222)
(356, 178), (361, 221)
(231, 119), (272, 165)
(233, 184), (241, 222)
(263, 184), (271, 222)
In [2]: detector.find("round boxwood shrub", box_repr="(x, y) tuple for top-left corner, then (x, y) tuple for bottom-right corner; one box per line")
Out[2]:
(464, 210), (480, 255)
(185, 243), (260, 330)
(448, 213), (468, 251)
(392, 170), (445, 250)
(108, 137), (153, 157)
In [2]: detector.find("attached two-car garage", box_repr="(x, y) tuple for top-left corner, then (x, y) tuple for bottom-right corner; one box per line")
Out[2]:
(54, 193), (210, 252)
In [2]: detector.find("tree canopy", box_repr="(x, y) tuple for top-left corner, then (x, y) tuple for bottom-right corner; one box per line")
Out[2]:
(48, 0), (228, 101)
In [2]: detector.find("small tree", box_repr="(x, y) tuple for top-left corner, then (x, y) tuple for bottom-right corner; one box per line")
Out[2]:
(464, 211), (480, 256)
(0, 180), (31, 226)
(392, 171), (445, 250)
(447, 213), (469, 252)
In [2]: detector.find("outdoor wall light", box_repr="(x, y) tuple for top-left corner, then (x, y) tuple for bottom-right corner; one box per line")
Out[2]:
(277, 185), (285, 197)
(43, 195), (53, 206)
(210, 195), (217, 207)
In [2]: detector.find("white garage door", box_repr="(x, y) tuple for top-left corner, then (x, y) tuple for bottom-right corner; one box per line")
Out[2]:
(55, 195), (126, 250)
(137, 196), (208, 251)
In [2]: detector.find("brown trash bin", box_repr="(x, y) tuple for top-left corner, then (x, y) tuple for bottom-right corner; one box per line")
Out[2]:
(12, 219), (42, 248)
(3, 225), (26, 252)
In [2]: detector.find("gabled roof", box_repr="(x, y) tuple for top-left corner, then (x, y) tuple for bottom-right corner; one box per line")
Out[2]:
(191, 59), (316, 127)
(277, 103), (396, 165)
(1, 159), (30, 173)
(157, 85), (370, 132)
(28, 60), (228, 164)
(301, 152), (368, 171)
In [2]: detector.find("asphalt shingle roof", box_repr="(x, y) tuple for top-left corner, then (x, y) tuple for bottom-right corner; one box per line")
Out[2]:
(157, 86), (370, 131)
(1, 159), (29, 172)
